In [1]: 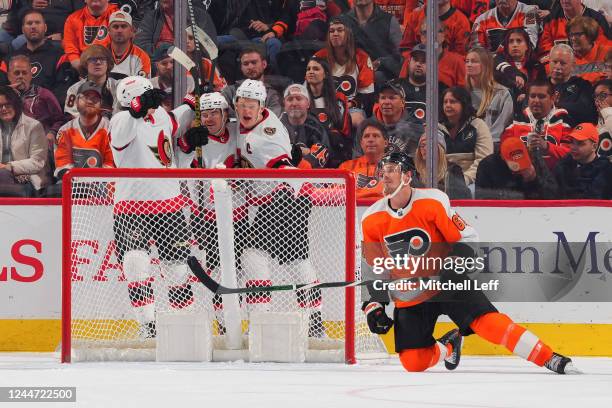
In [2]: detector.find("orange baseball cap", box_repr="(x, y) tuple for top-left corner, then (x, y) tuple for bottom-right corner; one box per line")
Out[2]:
(568, 123), (599, 143)
(500, 138), (532, 172)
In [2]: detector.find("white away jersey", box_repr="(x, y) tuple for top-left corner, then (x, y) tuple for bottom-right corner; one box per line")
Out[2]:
(237, 109), (291, 169)
(109, 105), (194, 209)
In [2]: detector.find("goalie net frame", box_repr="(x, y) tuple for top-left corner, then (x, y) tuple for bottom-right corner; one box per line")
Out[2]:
(61, 168), (385, 364)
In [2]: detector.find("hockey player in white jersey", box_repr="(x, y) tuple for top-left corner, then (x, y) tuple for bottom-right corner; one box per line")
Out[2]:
(109, 76), (197, 338)
(234, 79), (325, 337)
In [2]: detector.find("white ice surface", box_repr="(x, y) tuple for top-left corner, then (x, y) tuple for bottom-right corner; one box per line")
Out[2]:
(1, 353), (611, 408)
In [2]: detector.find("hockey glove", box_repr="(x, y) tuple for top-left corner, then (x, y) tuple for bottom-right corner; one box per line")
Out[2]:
(183, 126), (209, 152)
(363, 301), (393, 335)
(183, 93), (197, 111)
(129, 89), (167, 118)
(290, 143), (304, 166)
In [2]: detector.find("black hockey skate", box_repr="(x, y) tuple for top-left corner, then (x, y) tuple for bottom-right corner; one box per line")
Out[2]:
(437, 329), (463, 370)
(308, 311), (325, 338)
(139, 321), (156, 339)
(544, 353), (581, 374)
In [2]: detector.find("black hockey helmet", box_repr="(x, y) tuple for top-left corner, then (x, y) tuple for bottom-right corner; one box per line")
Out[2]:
(377, 151), (415, 176)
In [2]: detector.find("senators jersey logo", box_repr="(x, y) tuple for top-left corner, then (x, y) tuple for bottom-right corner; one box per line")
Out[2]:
(148, 131), (173, 167)
(384, 228), (431, 258)
(84, 25), (108, 45)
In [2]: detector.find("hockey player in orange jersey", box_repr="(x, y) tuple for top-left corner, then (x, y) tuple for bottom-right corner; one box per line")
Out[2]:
(360, 151), (580, 374)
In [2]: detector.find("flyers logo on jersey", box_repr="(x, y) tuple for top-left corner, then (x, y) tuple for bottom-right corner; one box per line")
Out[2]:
(84, 25), (108, 45)
(30, 62), (42, 78)
(452, 213), (467, 231)
(384, 228), (431, 258)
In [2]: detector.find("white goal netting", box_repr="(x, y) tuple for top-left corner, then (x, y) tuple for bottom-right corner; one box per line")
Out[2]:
(62, 169), (387, 363)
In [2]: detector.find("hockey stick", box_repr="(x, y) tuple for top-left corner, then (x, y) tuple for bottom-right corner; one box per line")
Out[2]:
(168, 46), (196, 71)
(186, 0), (205, 167)
(188, 256), (379, 295)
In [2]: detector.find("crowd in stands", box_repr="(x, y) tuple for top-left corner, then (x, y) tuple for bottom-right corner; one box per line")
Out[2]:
(0, 0), (610, 199)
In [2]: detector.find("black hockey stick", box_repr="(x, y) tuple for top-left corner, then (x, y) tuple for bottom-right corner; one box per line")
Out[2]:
(187, 256), (405, 295)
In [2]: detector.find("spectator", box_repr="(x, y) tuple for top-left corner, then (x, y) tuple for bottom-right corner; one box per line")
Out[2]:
(466, 47), (514, 144)
(494, 28), (546, 108)
(305, 57), (352, 167)
(339, 0), (402, 83)
(222, 47), (282, 117)
(400, 0), (471, 56)
(539, 0), (611, 60)
(471, 0), (539, 53)
(475, 136), (558, 199)
(339, 118), (387, 199)
(371, 79), (423, 157)
(108, 10), (151, 79)
(501, 79), (572, 169)
(400, 21), (466, 89)
(606, 49), (612, 79)
(149, 43), (194, 111)
(65, 45), (118, 118)
(0, 86), (49, 196)
(566, 16), (610, 84)
(414, 132), (471, 199)
(2, 0), (83, 48)
(185, 29), (226, 92)
(451, 0), (489, 25)
(279, 83), (331, 169)
(554, 122), (612, 198)
(594, 78), (612, 158)
(135, 0), (217, 57)
(314, 17), (374, 128)
(64, 0), (119, 71)
(548, 44), (598, 125)
(398, 44), (428, 124)
(439, 86), (493, 186)
(54, 81), (114, 179)
(293, 1), (328, 41)
(5, 10), (64, 96)
(7, 55), (65, 149)
(212, 0), (293, 73)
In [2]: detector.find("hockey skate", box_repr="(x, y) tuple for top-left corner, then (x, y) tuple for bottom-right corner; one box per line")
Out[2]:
(138, 321), (156, 339)
(438, 329), (463, 370)
(544, 353), (582, 374)
(308, 311), (325, 338)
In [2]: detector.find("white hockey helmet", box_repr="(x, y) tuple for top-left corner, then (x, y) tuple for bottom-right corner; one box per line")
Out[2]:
(200, 92), (229, 111)
(116, 76), (154, 107)
(234, 79), (267, 106)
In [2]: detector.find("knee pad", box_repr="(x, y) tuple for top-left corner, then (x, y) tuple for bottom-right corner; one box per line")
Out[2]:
(123, 250), (151, 282)
(241, 249), (272, 305)
(399, 347), (437, 372)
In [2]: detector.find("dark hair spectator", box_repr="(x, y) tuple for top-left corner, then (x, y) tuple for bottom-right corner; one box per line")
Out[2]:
(594, 78), (612, 159)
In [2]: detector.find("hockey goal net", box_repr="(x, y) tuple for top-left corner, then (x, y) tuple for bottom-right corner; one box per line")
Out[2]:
(61, 168), (387, 363)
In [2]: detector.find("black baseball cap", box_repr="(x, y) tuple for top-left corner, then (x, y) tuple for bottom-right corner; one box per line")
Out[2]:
(77, 81), (102, 96)
(152, 43), (173, 62)
(379, 79), (406, 99)
(411, 43), (427, 57)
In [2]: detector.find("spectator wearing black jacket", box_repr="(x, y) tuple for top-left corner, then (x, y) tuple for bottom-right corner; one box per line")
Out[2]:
(476, 137), (558, 200)
(554, 122), (612, 199)
(548, 43), (598, 126)
(339, 0), (402, 85)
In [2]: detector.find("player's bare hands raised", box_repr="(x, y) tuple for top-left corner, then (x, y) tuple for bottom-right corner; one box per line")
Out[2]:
(129, 89), (168, 118)
(363, 301), (394, 334)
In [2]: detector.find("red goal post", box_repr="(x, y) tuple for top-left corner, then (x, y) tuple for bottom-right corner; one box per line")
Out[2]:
(61, 168), (388, 363)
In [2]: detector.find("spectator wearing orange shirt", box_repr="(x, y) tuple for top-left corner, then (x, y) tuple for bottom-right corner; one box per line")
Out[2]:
(400, 0), (471, 56)
(63, 0), (119, 71)
(567, 16), (611, 83)
(339, 118), (387, 199)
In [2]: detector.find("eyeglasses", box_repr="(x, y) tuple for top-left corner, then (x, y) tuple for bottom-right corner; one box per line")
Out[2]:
(0, 103), (14, 110)
(568, 31), (586, 38)
(595, 92), (610, 101)
(87, 57), (107, 65)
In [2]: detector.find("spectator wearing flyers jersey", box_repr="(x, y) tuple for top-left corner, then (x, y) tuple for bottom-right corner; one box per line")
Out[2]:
(339, 118), (388, 199)
(304, 57), (352, 168)
(108, 10), (151, 79)
(471, 0), (539, 53)
(315, 17), (375, 128)
(63, 0), (119, 71)
(400, 0), (471, 56)
(594, 78), (612, 159)
(566, 16), (611, 84)
(451, 0), (489, 25)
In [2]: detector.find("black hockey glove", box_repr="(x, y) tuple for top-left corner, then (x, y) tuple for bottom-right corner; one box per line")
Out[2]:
(184, 126), (209, 152)
(363, 301), (393, 335)
(290, 143), (304, 166)
(129, 89), (167, 118)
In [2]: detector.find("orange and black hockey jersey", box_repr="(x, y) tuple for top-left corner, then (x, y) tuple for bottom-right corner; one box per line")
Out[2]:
(400, 4), (471, 56)
(472, 2), (539, 53)
(314, 47), (375, 101)
(361, 188), (478, 307)
(338, 156), (383, 200)
(110, 43), (152, 78)
(452, 0), (489, 24)
(63, 4), (119, 63)
(54, 117), (115, 177)
(539, 6), (612, 59)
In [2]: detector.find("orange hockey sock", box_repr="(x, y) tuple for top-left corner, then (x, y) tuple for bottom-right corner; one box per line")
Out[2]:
(399, 342), (451, 372)
(470, 312), (553, 366)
